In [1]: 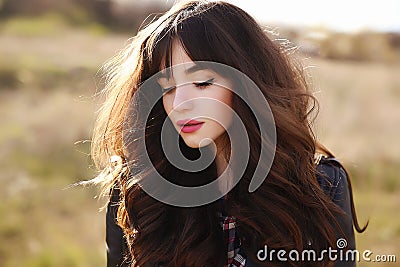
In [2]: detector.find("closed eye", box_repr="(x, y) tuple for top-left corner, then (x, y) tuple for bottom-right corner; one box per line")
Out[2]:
(193, 78), (214, 89)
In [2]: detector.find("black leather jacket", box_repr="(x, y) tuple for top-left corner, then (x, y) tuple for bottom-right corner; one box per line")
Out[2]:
(106, 156), (356, 267)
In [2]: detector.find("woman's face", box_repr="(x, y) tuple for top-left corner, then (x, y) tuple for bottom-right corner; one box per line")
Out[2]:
(158, 42), (234, 148)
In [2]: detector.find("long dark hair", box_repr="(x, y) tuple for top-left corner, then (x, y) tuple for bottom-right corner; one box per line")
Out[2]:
(91, 1), (367, 266)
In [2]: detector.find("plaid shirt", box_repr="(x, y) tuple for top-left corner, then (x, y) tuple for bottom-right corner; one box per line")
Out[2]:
(218, 197), (247, 267)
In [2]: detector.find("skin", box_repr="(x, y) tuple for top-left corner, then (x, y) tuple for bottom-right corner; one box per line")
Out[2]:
(158, 41), (234, 151)
(158, 41), (234, 188)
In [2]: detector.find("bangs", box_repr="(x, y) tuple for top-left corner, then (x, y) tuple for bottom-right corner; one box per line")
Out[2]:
(143, 4), (233, 81)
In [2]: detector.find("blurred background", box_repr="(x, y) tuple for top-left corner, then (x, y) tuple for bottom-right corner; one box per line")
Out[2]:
(0, 0), (399, 266)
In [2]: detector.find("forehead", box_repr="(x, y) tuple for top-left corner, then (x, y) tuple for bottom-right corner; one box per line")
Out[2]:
(171, 41), (192, 66)
(157, 63), (215, 81)
(157, 41), (215, 80)
(158, 41), (196, 79)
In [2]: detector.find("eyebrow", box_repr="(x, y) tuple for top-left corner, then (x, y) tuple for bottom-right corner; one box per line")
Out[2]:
(157, 64), (210, 79)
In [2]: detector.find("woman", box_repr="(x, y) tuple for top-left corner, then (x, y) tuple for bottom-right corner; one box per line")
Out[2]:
(91, 1), (367, 266)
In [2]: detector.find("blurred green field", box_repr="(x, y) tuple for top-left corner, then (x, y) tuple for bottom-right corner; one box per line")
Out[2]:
(0, 14), (399, 267)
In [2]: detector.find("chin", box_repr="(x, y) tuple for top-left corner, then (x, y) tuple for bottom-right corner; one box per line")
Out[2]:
(182, 136), (214, 148)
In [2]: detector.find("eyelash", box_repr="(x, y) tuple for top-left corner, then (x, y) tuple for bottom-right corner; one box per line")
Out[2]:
(161, 78), (215, 94)
(193, 78), (215, 89)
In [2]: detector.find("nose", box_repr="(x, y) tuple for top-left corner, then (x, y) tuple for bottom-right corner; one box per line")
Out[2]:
(172, 84), (194, 111)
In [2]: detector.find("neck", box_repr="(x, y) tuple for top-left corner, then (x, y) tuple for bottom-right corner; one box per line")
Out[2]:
(215, 153), (228, 176)
(215, 152), (233, 194)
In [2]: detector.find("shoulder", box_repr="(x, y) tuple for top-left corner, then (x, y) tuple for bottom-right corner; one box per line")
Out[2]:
(315, 154), (349, 203)
(315, 155), (357, 266)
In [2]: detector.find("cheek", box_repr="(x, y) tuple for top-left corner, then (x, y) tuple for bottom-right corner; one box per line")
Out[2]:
(162, 95), (172, 114)
(220, 90), (233, 107)
(208, 90), (234, 127)
(211, 80), (233, 107)
(212, 89), (233, 113)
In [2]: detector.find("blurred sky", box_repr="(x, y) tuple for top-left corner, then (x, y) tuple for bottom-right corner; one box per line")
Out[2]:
(143, 0), (400, 32)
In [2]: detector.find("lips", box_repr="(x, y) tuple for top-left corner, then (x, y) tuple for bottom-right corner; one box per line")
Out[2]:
(177, 119), (204, 126)
(177, 119), (204, 133)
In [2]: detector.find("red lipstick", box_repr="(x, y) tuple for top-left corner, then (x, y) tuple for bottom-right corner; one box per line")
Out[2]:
(177, 119), (205, 133)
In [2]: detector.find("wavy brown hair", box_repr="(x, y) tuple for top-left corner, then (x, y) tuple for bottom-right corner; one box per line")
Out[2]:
(91, 1), (367, 266)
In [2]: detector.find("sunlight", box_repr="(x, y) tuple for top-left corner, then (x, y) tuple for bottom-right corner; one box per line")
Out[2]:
(226, 0), (400, 32)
